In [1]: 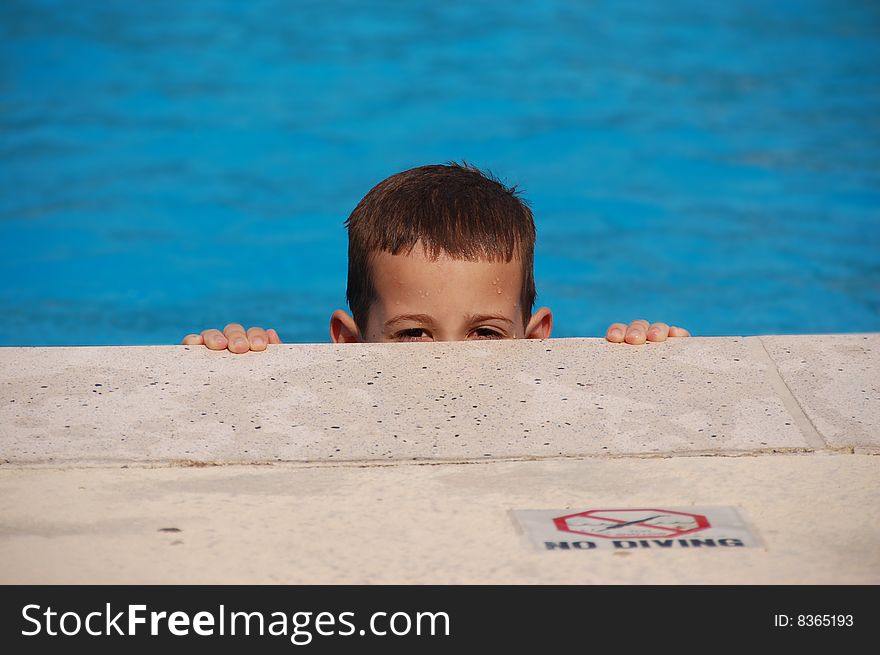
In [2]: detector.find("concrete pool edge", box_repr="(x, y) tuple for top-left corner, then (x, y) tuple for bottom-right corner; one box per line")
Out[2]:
(1, 334), (878, 465)
(1, 334), (877, 583)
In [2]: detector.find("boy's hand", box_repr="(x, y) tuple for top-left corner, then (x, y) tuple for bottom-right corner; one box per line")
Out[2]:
(605, 320), (690, 345)
(181, 324), (283, 354)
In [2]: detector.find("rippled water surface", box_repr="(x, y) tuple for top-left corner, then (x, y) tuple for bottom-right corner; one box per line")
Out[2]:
(1, 0), (878, 344)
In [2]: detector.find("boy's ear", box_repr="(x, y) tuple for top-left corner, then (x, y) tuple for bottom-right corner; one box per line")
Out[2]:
(525, 307), (553, 339)
(330, 310), (362, 343)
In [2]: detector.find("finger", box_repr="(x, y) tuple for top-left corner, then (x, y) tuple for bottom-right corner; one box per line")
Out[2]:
(201, 329), (228, 351)
(628, 319), (650, 331)
(181, 334), (204, 346)
(247, 326), (268, 352)
(625, 324), (647, 345)
(646, 322), (670, 342)
(669, 326), (691, 337)
(606, 323), (628, 343)
(266, 328), (283, 344)
(223, 323), (250, 354)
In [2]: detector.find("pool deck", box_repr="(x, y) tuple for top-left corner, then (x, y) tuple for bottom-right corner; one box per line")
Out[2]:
(1, 335), (877, 583)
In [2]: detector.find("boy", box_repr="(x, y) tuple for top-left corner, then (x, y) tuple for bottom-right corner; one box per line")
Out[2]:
(182, 163), (690, 351)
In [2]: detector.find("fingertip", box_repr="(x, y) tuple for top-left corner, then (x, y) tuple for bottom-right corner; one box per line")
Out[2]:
(646, 328), (668, 342)
(625, 331), (646, 345)
(207, 336), (229, 351)
(229, 337), (249, 354)
(606, 323), (627, 343)
(247, 328), (267, 351)
(606, 329), (623, 343)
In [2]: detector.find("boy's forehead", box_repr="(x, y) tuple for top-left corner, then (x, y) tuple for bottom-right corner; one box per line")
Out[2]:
(370, 245), (521, 289)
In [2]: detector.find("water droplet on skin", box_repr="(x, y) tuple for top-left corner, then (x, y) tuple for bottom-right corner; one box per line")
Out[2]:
(497, 289), (503, 294)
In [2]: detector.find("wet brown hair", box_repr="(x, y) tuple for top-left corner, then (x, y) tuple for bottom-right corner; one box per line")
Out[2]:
(345, 162), (537, 335)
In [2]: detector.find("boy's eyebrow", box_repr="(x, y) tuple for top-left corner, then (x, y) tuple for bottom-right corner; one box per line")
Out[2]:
(464, 313), (514, 327)
(383, 313), (514, 329)
(384, 313), (437, 329)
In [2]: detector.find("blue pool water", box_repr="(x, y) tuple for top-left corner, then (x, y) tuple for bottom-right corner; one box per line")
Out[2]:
(2, 0), (879, 345)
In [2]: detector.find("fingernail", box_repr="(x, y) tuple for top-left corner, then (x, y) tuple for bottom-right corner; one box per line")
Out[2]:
(252, 337), (265, 346)
(234, 338), (247, 348)
(648, 328), (659, 336)
(610, 329), (622, 338)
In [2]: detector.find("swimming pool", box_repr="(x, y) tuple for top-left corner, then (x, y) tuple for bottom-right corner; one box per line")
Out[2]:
(1, 0), (878, 345)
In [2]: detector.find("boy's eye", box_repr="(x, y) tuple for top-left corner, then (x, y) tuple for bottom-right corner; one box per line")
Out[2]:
(471, 327), (503, 339)
(395, 328), (432, 341)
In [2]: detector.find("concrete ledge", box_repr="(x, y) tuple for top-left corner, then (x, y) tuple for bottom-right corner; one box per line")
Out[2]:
(2, 335), (878, 466)
(1, 335), (877, 584)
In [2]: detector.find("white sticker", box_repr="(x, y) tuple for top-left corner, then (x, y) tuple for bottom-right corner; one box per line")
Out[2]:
(512, 506), (761, 551)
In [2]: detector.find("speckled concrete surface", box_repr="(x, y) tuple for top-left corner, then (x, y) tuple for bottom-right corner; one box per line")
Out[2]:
(0, 454), (877, 584)
(1, 335), (877, 584)
(760, 335), (879, 449)
(2, 335), (877, 465)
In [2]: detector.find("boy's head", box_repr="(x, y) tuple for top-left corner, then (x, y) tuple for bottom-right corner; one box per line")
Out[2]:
(330, 162), (552, 343)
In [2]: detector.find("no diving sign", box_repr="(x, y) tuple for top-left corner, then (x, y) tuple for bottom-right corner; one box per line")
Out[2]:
(513, 507), (760, 551)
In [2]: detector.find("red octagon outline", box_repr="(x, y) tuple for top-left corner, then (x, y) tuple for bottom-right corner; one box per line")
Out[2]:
(553, 508), (710, 539)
